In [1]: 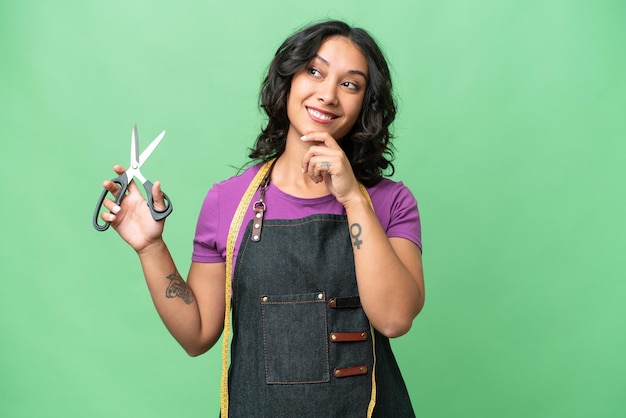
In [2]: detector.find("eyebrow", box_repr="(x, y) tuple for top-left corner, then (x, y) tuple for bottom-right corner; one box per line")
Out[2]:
(313, 55), (368, 80)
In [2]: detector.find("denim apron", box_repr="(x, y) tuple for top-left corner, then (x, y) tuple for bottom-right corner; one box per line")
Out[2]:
(223, 163), (415, 417)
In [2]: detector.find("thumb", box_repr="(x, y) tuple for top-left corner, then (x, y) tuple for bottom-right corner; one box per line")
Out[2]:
(152, 181), (166, 211)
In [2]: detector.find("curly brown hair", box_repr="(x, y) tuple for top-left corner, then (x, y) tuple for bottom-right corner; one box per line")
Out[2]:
(248, 20), (397, 186)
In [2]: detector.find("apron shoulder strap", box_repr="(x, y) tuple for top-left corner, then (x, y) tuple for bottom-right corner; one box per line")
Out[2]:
(220, 159), (275, 417)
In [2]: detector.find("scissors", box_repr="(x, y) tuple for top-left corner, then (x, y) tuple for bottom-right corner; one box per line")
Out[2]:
(93, 124), (173, 231)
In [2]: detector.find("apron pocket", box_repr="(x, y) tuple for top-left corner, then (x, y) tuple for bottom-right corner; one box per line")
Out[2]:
(261, 292), (330, 384)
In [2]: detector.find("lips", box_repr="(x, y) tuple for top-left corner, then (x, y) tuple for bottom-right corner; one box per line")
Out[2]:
(306, 106), (339, 123)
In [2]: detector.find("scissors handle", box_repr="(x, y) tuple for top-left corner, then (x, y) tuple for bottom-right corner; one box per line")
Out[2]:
(142, 180), (173, 220)
(92, 174), (130, 231)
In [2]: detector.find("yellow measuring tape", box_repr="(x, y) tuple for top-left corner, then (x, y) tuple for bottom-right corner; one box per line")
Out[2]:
(220, 163), (377, 417)
(220, 160), (274, 417)
(359, 183), (378, 418)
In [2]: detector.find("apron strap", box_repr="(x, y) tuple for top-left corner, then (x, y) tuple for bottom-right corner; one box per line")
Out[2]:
(220, 161), (376, 417)
(221, 159), (275, 417)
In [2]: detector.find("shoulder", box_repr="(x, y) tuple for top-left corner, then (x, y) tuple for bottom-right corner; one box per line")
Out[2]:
(198, 163), (264, 224)
(193, 163), (264, 263)
(202, 163), (264, 204)
(366, 178), (418, 211)
(212, 163), (263, 193)
(365, 178), (421, 249)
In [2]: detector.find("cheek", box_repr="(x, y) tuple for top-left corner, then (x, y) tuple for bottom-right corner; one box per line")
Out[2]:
(286, 93), (301, 122)
(347, 98), (365, 123)
(286, 80), (306, 109)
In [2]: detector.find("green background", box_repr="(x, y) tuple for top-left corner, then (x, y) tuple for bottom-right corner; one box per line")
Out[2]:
(2, 0), (624, 417)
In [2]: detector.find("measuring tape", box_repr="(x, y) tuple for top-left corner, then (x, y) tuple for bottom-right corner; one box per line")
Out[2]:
(358, 183), (378, 418)
(220, 159), (274, 417)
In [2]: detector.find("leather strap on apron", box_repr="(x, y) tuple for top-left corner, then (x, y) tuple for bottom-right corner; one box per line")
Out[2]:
(220, 159), (375, 417)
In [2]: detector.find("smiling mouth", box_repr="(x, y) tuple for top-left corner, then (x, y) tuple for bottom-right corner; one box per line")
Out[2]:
(307, 107), (338, 122)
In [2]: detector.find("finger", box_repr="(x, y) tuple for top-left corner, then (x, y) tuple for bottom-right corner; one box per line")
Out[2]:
(112, 164), (126, 174)
(309, 166), (323, 184)
(304, 158), (329, 184)
(102, 179), (133, 202)
(302, 145), (341, 177)
(102, 197), (121, 215)
(100, 209), (116, 223)
(99, 184), (122, 222)
(152, 181), (166, 212)
(104, 165), (130, 197)
(102, 179), (121, 194)
(311, 158), (333, 182)
(300, 132), (338, 174)
(110, 164), (141, 195)
(300, 152), (319, 182)
(300, 132), (340, 149)
(301, 145), (334, 177)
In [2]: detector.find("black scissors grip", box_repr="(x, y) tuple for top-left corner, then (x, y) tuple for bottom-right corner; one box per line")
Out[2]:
(142, 180), (173, 221)
(92, 176), (129, 232)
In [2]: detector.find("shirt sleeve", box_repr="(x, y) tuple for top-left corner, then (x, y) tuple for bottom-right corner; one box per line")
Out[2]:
(383, 182), (423, 251)
(192, 185), (226, 263)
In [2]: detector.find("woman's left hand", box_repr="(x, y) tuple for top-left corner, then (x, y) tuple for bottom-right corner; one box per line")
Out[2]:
(300, 132), (362, 206)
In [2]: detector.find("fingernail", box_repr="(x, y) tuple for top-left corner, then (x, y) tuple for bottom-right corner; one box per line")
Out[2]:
(112, 205), (121, 213)
(108, 213), (115, 221)
(301, 167), (306, 173)
(300, 135), (306, 140)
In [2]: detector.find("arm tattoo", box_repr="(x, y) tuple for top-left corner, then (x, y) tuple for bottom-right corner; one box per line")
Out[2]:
(350, 223), (363, 250)
(165, 272), (194, 305)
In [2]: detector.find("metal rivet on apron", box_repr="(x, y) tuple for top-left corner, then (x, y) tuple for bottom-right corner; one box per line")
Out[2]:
(317, 293), (323, 300)
(255, 212), (262, 218)
(331, 334), (337, 341)
(253, 235), (260, 241)
(334, 369), (342, 377)
(262, 296), (268, 302)
(361, 332), (367, 339)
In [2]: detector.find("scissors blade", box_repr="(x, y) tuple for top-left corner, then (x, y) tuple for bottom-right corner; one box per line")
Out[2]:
(131, 124), (140, 167)
(138, 130), (166, 166)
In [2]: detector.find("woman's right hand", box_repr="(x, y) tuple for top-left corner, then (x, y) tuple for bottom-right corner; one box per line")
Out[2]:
(100, 164), (167, 252)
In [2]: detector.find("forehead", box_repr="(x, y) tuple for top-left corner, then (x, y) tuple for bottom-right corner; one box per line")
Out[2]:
(315, 35), (368, 78)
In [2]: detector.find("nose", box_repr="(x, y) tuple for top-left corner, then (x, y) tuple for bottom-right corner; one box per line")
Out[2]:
(317, 80), (338, 106)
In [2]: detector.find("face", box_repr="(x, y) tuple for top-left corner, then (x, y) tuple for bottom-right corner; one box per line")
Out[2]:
(286, 35), (368, 141)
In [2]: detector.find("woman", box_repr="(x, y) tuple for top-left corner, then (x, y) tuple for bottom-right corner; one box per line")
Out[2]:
(101, 20), (424, 417)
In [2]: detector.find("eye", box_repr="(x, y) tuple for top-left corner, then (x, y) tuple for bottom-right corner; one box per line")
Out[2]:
(308, 67), (322, 78)
(342, 81), (361, 91)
